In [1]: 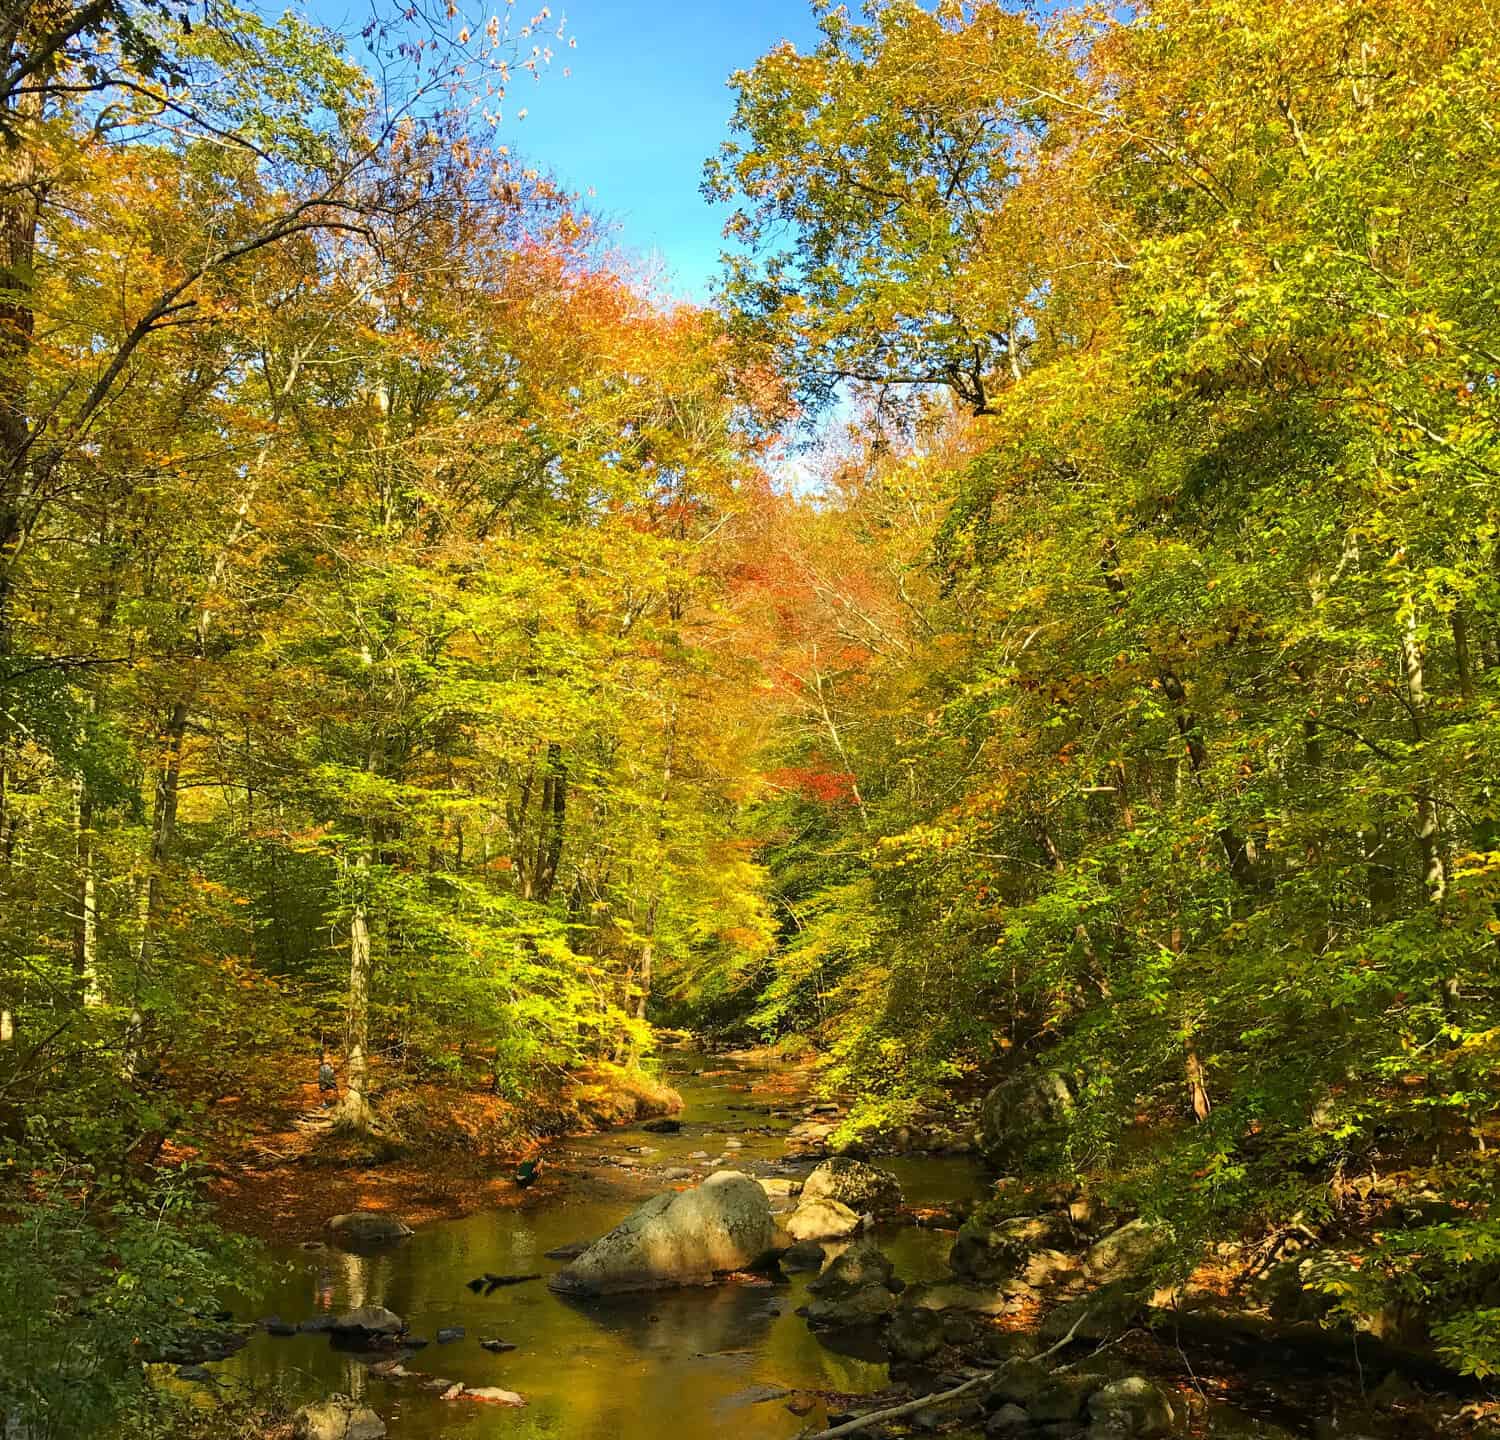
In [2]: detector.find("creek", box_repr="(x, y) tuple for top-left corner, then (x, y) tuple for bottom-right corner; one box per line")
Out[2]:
(216, 1046), (987, 1439)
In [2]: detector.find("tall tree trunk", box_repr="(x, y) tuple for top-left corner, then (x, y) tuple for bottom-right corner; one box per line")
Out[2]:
(1401, 610), (1446, 905)
(1452, 608), (1475, 704)
(1401, 607), (1459, 1020)
(335, 741), (381, 1132)
(335, 852), (375, 1131)
(72, 773), (100, 1006)
(529, 740), (567, 904)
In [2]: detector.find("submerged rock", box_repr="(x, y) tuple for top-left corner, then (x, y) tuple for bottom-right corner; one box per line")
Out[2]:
(292, 1397), (387, 1440)
(461, 1386), (526, 1405)
(331, 1306), (405, 1339)
(801, 1156), (904, 1214)
(326, 1212), (413, 1248)
(548, 1170), (776, 1294)
(806, 1283), (897, 1328)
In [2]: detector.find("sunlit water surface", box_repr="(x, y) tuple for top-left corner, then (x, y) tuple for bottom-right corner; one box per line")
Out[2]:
(215, 1052), (986, 1439)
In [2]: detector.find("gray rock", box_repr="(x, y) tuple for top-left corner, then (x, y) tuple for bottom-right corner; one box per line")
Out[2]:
(951, 1212), (1076, 1282)
(1039, 1291), (1140, 1343)
(887, 1305), (945, 1362)
(1086, 1376), (1178, 1436)
(758, 1176), (803, 1200)
(261, 1314), (298, 1336)
(435, 1326), (465, 1344)
(543, 1240), (591, 1260)
(988, 1403), (1030, 1433)
(980, 1071), (1074, 1158)
(801, 1157), (904, 1214)
(1029, 1374), (1098, 1423)
(326, 1212), (413, 1247)
(779, 1238), (826, 1271)
(331, 1306), (405, 1338)
(174, 1364), (214, 1384)
(988, 1359), (1052, 1407)
(292, 1397), (387, 1440)
(784, 1195), (862, 1241)
(1024, 1248), (1083, 1287)
(299, 1314), (338, 1333)
(806, 1282), (897, 1328)
(903, 1279), (1029, 1316)
(1083, 1220), (1170, 1286)
(809, 1240), (894, 1295)
(548, 1170), (776, 1294)
(460, 1386), (525, 1405)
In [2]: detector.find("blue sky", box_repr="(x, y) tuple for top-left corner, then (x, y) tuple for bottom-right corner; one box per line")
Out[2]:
(497, 1), (821, 300)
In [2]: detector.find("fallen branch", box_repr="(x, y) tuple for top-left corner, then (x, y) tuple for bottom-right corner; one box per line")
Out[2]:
(800, 1308), (1094, 1440)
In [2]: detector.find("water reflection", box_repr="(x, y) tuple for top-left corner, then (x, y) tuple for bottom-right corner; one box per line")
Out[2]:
(219, 1055), (978, 1439)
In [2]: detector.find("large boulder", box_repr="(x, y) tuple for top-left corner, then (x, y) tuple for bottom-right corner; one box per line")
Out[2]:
(1086, 1376), (1179, 1436)
(548, 1171), (776, 1294)
(326, 1212), (412, 1248)
(330, 1306), (405, 1339)
(293, 1397), (386, 1440)
(980, 1070), (1074, 1160)
(801, 1157), (903, 1215)
(1083, 1219), (1170, 1286)
(783, 1196), (863, 1242)
(951, 1212), (1076, 1282)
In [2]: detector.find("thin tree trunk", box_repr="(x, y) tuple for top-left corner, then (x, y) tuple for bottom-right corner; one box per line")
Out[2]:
(1401, 606), (1459, 1020)
(72, 773), (100, 1006)
(1401, 611), (1446, 904)
(335, 741), (381, 1132)
(1452, 608), (1475, 703)
(335, 854), (375, 1131)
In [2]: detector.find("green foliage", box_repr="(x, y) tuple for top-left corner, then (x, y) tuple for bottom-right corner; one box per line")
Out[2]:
(0, 1179), (255, 1440)
(714, 0), (1500, 1373)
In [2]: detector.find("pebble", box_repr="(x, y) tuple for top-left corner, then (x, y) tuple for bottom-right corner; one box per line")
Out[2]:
(436, 1327), (465, 1344)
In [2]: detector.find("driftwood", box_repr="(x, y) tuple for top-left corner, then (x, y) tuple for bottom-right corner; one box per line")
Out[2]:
(800, 1308), (1094, 1440)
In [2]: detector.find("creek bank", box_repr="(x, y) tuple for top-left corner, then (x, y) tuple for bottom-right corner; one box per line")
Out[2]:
(218, 1045), (1489, 1440)
(208, 1059), (682, 1243)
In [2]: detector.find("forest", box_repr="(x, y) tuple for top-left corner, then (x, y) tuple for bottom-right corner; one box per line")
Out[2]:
(0, 0), (1497, 1437)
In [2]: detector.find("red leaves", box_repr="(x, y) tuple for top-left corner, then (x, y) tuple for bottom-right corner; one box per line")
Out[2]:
(767, 764), (859, 806)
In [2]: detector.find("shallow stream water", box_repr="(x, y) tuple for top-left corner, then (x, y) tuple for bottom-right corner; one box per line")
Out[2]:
(216, 1049), (986, 1439)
